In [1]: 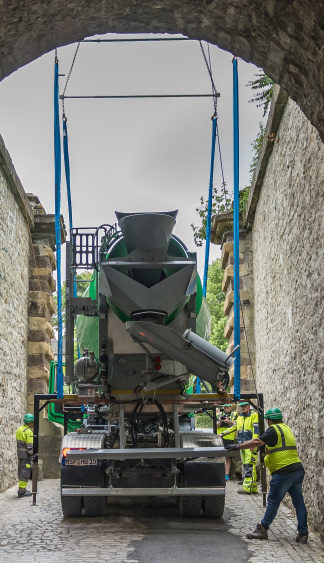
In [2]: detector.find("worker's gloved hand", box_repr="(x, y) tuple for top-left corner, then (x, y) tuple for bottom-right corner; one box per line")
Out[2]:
(224, 444), (240, 451)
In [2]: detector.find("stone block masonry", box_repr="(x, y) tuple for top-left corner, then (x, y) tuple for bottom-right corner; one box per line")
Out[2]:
(0, 135), (33, 492)
(211, 88), (324, 539)
(0, 131), (65, 491)
(26, 194), (65, 478)
(211, 215), (256, 394)
(26, 196), (57, 412)
(250, 96), (324, 541)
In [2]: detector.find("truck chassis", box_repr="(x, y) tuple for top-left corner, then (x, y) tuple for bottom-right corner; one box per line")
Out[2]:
(32, 213), (267, 516)
(32, 392), (266, 518)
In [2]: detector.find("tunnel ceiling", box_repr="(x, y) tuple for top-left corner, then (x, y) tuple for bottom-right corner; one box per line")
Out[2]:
(1, 1), (323, 141)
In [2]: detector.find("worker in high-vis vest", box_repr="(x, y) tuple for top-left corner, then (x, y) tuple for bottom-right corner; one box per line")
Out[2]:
(16, 413), (34, 498)
(219, 401), (259, 494)
(225, 408), (308, 544)
(217, 404), (238, 481)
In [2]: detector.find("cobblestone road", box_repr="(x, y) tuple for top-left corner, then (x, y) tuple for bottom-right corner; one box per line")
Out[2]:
(226, 483), (323, 563)
(0, 479), (322, 562)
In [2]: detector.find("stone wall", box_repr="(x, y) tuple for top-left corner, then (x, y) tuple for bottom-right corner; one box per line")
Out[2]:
(0, 134), (63, 491)
(251, 96), (324, 539)
(211, 214), (256, 394)
(0, 2), (324, 145)
(26, 195), (56, 414)
(0, 135), (33, 491)
(27, 196), (64, 480)
(211, 89), (324, 538)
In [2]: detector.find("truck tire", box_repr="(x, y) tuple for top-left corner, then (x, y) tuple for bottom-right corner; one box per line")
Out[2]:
(84, 496), (105, 517)
(179, 495), (202, 518)
(178, 463), (202, 517)
(202, 494), (225, 518)
(61, 495), (83, 517)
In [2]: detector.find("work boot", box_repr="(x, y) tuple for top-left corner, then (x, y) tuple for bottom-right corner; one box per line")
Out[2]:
(18, 489), (32, 498)
(246, 523), (268, 540)
(237, 489), (258, 494)
(237, 479), (244, 485)
(296, 532), (308, 544)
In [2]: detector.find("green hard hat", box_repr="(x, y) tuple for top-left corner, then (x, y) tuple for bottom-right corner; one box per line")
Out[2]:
(238, 401), (250, 406)
(23, 413), (34, 423)
(223, 404), (231, 407)
(264, 408), (283, 420)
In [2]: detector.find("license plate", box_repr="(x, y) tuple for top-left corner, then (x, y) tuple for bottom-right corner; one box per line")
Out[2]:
(64, 459), (98, 466)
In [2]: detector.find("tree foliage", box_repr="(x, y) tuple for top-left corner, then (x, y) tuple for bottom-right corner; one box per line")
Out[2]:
(195, 412), (213, 428)
(249, 122), (265, 181)
(52, 282), (66, 335)
(191, 185), (231, 247)
(206, 259), (227, 352)
(52, 270), (93, 333)
(191, 186), (251, 245)
(191, 73), (273, 241)
(247, 72), (274, 117)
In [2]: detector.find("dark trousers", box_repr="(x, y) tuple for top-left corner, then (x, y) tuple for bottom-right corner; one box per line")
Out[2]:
(261, 469), (308, 534)
(18, 458), (32, 488)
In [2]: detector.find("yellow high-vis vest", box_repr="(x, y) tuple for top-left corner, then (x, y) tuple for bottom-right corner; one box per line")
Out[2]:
(222, 410), (259, 444)
(264, 423), (301, 474)
(16, 424), (33, 458)
(218, 411), (238, 440)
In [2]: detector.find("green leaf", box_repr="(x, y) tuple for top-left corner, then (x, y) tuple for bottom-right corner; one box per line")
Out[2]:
(206, 259), (228, 352)
(246, 72), (274, 117)
(191, 184), (231, 247)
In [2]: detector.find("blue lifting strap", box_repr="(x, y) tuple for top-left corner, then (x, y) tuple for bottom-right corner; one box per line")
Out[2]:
(54, 56), (64, 400)
(62, 115), (81, 360)
(203, 116), (217, 298)
(63, 119), (73, 232)
(232, 58), (241, 401)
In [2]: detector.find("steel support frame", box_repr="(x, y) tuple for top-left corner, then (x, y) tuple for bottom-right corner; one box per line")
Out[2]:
(258, 393), (267, 507)
(32, 394), (58, 506)
(65, 446), (236, 461)
(61, 486), (226, 497)
(173, 404), (180, 448)
(119, 404), (126, 449)
(66, 234), (101, 386)
(60, 94), (220, 100)
(81, 38), (193, 43)
(32, 392), (265, 505)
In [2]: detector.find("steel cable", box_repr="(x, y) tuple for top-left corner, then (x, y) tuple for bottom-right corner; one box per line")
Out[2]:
(62, 42), (81, 118)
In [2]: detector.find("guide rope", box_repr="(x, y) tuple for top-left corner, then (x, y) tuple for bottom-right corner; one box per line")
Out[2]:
(199, 41), (227, 300)
(62, 42), (80, 119)
(202, 116), (217, 298)
(61, 44), (82, 359)
(199, 42), (229, 209)
(54, 49), (64, 399)
(240, 300), (262, 411)
(199, 41), (218, 117)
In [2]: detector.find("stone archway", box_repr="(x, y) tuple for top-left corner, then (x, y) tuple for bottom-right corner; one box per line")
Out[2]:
(0, 1), (323, 141)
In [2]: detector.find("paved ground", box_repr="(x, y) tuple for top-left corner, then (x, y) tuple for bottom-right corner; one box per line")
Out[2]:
(0, 479), (322, 562)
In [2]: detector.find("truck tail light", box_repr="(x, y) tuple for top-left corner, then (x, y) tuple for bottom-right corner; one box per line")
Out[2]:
(154, 356), (162, 371)
(62, 447), (85, 457)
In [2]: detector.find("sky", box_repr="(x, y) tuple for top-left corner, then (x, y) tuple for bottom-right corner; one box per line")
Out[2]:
(0, 33), (264, 278)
